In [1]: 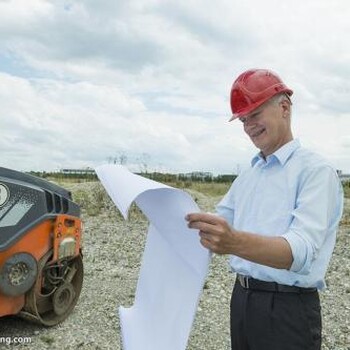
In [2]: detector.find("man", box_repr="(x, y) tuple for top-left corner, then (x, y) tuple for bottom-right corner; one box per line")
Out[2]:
(186, 69), (343, 350)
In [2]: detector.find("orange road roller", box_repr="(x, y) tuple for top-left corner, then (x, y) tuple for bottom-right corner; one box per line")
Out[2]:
(0, 167), (83, 326)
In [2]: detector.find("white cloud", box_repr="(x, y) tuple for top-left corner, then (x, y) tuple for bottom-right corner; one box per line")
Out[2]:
(0, 0), (350, 173)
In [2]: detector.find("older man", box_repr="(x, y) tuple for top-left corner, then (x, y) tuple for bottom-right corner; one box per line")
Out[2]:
(186, 69), (343, 350)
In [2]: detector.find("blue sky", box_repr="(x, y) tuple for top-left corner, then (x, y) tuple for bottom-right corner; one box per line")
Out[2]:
(1, 0), (350, 174)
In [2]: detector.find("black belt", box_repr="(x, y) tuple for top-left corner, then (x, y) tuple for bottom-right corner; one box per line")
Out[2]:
(237, 274), (317, 294)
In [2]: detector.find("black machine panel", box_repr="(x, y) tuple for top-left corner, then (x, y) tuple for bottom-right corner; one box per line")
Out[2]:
(0, 167), (80, 251)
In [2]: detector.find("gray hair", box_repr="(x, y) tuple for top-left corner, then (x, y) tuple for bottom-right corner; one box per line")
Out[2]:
(271, 92), (292, 105)
(270, 92), (293, 119)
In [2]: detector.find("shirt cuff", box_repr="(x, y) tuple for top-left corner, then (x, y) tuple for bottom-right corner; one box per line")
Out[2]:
(282, 230), (314, 274)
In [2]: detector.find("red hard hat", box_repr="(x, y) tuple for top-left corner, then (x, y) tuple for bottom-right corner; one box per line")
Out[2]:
(229, 69), (293, 121)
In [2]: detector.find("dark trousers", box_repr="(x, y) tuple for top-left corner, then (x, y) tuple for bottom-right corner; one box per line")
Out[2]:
(230, 279), (322, 350)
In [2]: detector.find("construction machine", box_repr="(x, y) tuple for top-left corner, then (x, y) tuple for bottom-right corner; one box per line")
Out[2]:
(0, 167), (83, 326)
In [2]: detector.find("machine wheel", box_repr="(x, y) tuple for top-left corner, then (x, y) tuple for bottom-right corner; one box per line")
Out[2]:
(0, 252), (38, 296)
(52, 283), (75, 316)
(20, 250), (83, 326)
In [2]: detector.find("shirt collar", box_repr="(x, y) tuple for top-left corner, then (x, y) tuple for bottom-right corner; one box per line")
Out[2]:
(251, 139), (301, 167)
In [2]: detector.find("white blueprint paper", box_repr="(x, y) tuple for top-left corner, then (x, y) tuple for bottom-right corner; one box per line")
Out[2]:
(95, 164), (211, 350)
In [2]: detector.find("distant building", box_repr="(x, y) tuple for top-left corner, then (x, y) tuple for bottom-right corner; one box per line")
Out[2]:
(336, 169), (350, 182)
(60, 168), (95, 176)
(177, 171), (213, 181)
(339, 174), (350, 182)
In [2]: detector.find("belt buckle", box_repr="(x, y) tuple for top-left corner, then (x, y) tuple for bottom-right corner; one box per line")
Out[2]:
(239, 274), (250, 289)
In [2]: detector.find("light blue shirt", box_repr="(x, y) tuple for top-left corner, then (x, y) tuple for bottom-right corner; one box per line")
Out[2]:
(216, 139), (343, 290)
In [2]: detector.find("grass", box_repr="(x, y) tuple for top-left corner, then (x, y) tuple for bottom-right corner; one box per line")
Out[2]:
(166, 181), (231, 197)
(52, 177), (350, 220)
(343, 181), (350, 199)
(65, 180), (231, 218)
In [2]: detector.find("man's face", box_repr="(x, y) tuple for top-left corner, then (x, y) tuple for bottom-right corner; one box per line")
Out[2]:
(239, 98), (292, 157)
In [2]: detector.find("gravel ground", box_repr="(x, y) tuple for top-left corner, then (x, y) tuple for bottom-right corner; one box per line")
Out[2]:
(0, 182), (349, 350)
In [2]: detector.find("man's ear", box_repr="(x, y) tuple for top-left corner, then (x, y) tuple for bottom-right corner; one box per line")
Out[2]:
(281, 100), (291, 118)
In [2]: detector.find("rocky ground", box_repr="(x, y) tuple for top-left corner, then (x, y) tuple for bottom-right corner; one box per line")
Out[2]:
(0, 182), (349, 349)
